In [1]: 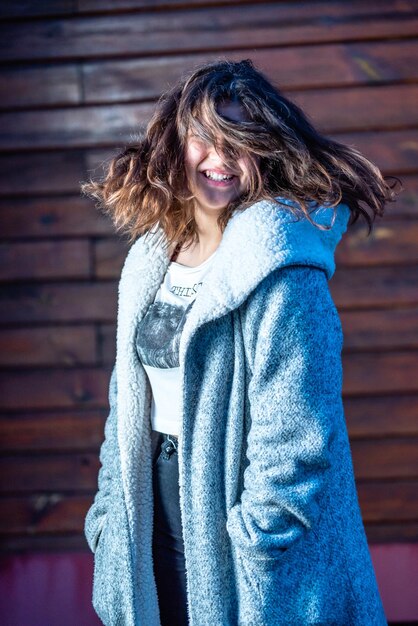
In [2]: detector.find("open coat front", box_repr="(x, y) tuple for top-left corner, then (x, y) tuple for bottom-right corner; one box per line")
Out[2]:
(85, 197), (388, 626)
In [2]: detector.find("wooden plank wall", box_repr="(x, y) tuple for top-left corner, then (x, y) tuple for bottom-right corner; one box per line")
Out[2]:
(0, 0), (417, 552)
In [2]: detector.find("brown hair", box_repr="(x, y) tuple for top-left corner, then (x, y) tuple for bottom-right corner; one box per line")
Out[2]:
(80, 58), (402, 248)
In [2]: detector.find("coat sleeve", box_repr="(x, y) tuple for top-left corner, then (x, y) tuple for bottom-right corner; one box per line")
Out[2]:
(226, 265), (343, 563)
(84, 364), (118, 553)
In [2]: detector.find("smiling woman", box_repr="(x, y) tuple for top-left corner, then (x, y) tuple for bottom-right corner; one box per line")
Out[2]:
(80, 58), (399, 626)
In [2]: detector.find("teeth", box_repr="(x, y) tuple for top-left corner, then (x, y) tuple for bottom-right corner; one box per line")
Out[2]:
(204, 171), (234, 181)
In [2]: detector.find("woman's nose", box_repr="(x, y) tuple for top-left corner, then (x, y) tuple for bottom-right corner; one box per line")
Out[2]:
(207, 146), (228, 165)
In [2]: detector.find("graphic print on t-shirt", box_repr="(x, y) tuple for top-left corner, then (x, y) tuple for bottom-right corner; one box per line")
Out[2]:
(135, 250), (218, 370)
(135, 299), (194, 369)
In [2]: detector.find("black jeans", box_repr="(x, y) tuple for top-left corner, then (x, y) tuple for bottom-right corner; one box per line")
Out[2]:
(152, 431), (189, 626)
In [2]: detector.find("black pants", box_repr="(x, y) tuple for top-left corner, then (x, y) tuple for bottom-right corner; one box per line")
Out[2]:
(152, 431), (189, 626)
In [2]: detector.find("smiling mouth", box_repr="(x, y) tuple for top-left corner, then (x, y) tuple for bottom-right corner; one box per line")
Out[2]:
(199, 171), (238, 187)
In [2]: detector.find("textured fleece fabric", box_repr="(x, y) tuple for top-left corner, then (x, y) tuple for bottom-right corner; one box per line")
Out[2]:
(84, 197), (388, 625)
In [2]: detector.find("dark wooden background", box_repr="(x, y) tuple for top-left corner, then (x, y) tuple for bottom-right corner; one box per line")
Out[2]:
(0, 0), (417, 554)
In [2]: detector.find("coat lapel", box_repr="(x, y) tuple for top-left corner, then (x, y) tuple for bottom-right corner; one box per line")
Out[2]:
(114, 196), (351, 552)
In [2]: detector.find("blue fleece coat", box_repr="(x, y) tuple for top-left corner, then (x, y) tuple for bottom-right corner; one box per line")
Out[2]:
(84, 197), (388, 625)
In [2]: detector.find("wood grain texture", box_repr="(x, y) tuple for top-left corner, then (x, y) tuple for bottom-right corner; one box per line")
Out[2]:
(1, 3), (418, 61)
(0, 0), (416, 550)
(0, 410), (106, 451)
(3, 40), (418, 110)
(2, 85), (418, 150)
(0, 326), (97, 367)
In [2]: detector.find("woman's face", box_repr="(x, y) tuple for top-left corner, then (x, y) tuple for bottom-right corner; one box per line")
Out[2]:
(184, 101), (257, 215)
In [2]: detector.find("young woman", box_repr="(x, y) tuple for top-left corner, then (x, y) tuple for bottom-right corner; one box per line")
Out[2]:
(82, 59), (401, 626)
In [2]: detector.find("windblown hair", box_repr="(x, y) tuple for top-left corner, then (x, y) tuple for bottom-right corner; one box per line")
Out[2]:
(81, 58), (402, 248)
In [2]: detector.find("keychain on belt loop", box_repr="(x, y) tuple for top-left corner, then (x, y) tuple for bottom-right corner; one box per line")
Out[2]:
(161, 433), (178, 459)
(167, 434), (178, 450)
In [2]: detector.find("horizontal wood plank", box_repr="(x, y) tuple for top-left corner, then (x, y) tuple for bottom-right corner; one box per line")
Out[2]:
(3, 39), (418, 110)
(75, 0), (418, 20)
(0, 0), (75, 19)
(352, 439), (418, 480)
(2, 440), (415, 493)
(82, 40), (418, 104)
(0, 410), (107, 451)
(94, 238), (129, 279)
(0, 454), (100, 493)
(0, 101), (156, 150)
(0, 64), (80, 110)
(342, 351), (418, 396)
(0, 326), (97, 367)
(0, 130), (413, 196)
(2, 85), (418, 150)
(0, 266), (417, 326)
(1, 3), (418, 62)
(0, 150), (87, 195)
(0, 494), (91, 534)
(0, 350), (417, 411)
(358, 480), (418, 522)
(0, 282), (117, 324)
(0, 477), (416, 534)
(344, 395), (418, 439)
(365, 522), (418, 544)
(336, 219), (418, 267)
(0, 196), (113, 238)
(99, 322), (116, 364)
(0, 0), (255, 20)
(341, 308), (418, 351)
(292, 84), (418, 135)
(1, 0), (415, 21)
(0, 240), (91, 282)
(330, 128), (418, 174)
(0, 176), (414, 239)
(329, 265), (418, 309)
(1, 393), (416, 453)
(388, 174), (418, 217)
(0, 533), (89, 551)
(0, 368), (111, 411)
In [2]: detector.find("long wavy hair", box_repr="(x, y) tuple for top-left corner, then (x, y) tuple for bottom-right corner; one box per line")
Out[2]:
(81, 58), (402, 249)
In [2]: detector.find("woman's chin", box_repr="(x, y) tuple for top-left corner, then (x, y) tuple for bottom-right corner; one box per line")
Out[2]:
(193, 189), (241, 212)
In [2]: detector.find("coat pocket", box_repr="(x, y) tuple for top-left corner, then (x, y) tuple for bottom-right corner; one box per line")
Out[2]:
(90, 493), (137, 626)
(232, 547), (271, 626)
(238, 551), (263, 600)
(92, 513), (112, 625)
(232, 544), (295, 626)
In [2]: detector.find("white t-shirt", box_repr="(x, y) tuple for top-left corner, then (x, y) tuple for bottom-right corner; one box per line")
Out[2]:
(135, 248), (218, 437)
